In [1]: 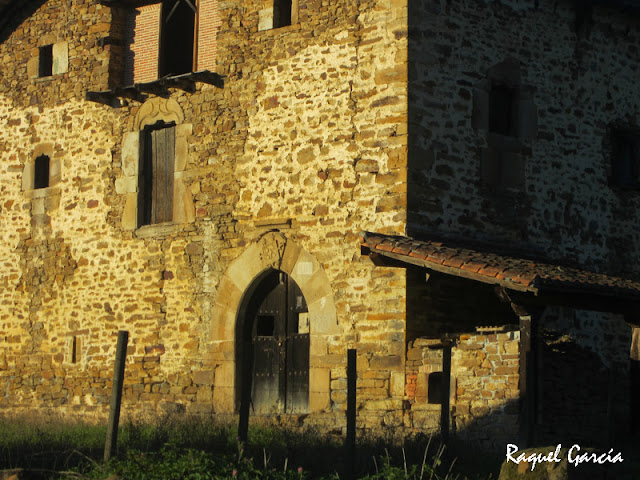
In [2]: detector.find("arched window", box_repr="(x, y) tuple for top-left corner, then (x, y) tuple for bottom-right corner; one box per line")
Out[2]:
(236, 270), (310, 414)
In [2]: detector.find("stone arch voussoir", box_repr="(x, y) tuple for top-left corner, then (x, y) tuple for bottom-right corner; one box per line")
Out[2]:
(209, 232), (337, 414)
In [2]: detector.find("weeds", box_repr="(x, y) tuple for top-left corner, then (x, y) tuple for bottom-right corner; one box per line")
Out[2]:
(0, 416), (494, 480)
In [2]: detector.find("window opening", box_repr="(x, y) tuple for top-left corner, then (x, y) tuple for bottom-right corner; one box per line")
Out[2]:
(427, 371), (443, 404)
(273, 0), (292, 28)
(257, 316), (275, 336)
(160, 0), (197, 77)
(71, 336), (77, 364)
(489, 84), (517, 136)
(139, 121), (175, 226)
(34, 154), (50, 189)
(39, 45), (53, 77)
(611, 130), (640, 188)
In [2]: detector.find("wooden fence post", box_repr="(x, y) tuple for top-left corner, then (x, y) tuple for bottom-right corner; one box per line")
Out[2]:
(345, 349), (357, 480)
(104, 330), (129, 461)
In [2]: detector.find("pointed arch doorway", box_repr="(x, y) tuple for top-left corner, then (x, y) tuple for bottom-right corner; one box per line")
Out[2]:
(236, 269), (310, 415)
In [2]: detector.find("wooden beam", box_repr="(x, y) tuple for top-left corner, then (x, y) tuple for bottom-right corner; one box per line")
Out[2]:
(509, 289), (640, 316)
(85, 90), (116, 106)
(100, 0), (162, 8)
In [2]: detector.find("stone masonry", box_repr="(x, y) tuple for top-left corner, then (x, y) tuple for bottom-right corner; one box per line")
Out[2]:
(0, 0), (638, 449)
(0, 0), (408, 434)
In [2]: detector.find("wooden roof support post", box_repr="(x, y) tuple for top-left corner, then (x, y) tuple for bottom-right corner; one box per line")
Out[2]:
(494, 287), (541, 447)
(518, 313), (537, 448)
(625, 316), (640, 435)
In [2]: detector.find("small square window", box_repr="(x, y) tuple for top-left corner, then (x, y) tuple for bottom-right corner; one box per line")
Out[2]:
(611, 130), (640, 189)
(39, 45), (53, 77)
(257, 315), (275, 336)
(34, 154), (50, 189)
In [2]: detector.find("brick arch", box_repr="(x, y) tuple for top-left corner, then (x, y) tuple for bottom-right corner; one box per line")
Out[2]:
(209, 232), (337, 413)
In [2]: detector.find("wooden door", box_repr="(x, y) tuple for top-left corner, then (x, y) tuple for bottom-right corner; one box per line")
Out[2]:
(249, 271), (309, 414)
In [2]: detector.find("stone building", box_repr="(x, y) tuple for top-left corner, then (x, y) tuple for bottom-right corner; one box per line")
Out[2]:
(0, 0), (638, 451)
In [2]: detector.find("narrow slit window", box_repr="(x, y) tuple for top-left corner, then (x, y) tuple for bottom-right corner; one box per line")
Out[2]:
(33, 154), (50, 189)
(71, 336), (77, 364)
(39, 45), (53, 77)
(273, 0), (292, 28)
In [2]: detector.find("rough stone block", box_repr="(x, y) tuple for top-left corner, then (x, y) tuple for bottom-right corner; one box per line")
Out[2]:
(193, 369), (214, 385)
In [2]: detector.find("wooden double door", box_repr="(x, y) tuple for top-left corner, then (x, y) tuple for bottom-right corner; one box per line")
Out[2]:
(248, 271), (309, 414)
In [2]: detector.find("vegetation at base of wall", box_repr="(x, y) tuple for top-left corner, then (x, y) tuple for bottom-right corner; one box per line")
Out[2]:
(0, 415), (495, 480)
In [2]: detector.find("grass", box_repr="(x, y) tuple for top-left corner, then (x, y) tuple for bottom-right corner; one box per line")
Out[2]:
(0, 415), (496, 480)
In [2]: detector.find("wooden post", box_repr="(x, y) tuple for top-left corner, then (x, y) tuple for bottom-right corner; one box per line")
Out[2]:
(104, 330), (129, 461)
(441, 341), (452, 442)
(345, 349), (357, 480)
(518, 316), (536, 447)
(630, 327), (640, 435)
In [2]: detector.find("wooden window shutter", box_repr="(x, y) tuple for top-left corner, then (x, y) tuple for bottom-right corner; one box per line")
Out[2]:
(150, 125), (175, 224)
(139, 124), (175, 226)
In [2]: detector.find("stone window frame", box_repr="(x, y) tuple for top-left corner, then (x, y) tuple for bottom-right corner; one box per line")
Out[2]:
(64, 335), (83, 366)
(258, 0), (300, 32)
(472, 58), (537, 189)
(22, 143), (62, 216)
(27, 38), (69, 79)
(118, 97), (195, 234)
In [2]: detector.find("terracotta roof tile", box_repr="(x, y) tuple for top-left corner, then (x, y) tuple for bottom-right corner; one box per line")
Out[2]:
(360, 231), (640, 298)
(459, 260), (488, 274)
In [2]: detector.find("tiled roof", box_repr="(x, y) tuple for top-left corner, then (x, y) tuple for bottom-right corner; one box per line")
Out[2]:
(360, 231), (640, 299)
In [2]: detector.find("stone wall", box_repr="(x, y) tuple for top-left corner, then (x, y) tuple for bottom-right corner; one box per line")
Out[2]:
(0, 0), (410, 434)
(405, 333), (520, 451)
(0, 0), (637, 446)
(536, 307), (633, 446)
(407, 0), (640, 277)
